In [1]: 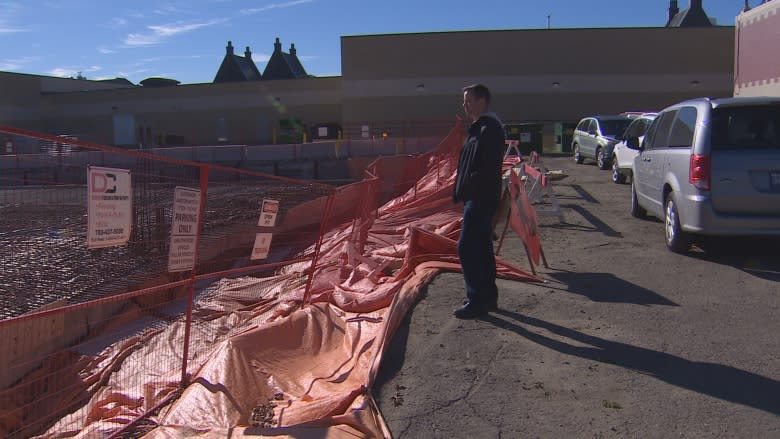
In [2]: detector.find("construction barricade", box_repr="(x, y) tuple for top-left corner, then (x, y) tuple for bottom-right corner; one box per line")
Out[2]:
(0, 119), (543, 438)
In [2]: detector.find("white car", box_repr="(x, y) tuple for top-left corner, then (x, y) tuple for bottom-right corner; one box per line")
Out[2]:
(611, 113), (657, 184)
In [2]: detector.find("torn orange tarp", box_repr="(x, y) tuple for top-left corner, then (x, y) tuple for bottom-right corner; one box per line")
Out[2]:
(34, 120), (542, 439)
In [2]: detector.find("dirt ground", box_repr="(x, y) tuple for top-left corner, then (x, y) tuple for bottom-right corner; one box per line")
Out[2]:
(373, 156), (780, 439)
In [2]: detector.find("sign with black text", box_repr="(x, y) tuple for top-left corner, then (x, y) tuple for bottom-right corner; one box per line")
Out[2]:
(257, 199), (279, 227)
(168, 186), (201, 272)
(251, 233), (273, 260)
(87, 166), (132, 248)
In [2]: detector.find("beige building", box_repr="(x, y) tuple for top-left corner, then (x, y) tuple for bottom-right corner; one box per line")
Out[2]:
(341, 26), (734, 150)
(734, 0), (780, 97)
(1, 25), (735, 152)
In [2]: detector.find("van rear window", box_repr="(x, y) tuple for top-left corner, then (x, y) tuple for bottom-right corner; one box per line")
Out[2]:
(711, 105), (780, 150)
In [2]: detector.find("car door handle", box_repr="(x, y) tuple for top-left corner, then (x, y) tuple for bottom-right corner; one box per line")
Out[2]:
(643, 158), (651, 162)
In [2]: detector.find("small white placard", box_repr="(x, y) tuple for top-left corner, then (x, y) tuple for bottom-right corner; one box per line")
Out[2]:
(87, 166), (132, 248)
(251, 233), (273, 260)
(168, 236), (198, 272)
(168, 186), (201, 272)
(520, 133), (532, 143)
(318, 126), (328, 137)
(257, 199), (279, 227)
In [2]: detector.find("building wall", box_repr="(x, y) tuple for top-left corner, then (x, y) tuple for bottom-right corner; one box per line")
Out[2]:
(3, 26), (737, 151)
(41, 76), (342, 146)
(341, 27), (735, 127)
(734, 0), (780, 97)
(0, 72), (44, 129)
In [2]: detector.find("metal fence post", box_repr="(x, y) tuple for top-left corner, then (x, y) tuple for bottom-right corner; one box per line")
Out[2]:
(302, 192), (336, 306)
(180, 165), (209, 387)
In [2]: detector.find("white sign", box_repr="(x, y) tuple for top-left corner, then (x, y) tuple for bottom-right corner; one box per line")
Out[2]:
(87, 166), (132, 248)
(168, 186), (202, 272)
(257, 199), (279, 227)
(361, 125), (370, 139)
(318, 126), (328, 137)
(251, 233), (273, 260)
(168, 236), (198, 272)
(520, 133), (532, 143)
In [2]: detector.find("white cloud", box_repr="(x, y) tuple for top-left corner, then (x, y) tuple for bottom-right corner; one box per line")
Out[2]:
(0, 2), (27, 33)
(148, 21), (217, 36)
(123, 19), (224, 47)
(124, 32), (161, 47)
(98, 46), (118, 54)
(0, 55), (38, 71)
(153, 5), (179, 15)
(241, 0), (315, 15)
(107, 17), (128, 29)
(117, 68), (151, 77)
(0, 61), (21, 70)
(0, 25), (26, 33)
(47, 65), (102, 78)
(298, 55), (317, 61)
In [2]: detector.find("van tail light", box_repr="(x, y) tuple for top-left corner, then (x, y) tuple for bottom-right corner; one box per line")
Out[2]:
(689, 154), (711, 191)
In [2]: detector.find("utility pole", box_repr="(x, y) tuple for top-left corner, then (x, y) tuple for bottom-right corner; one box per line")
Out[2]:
(547, 14), (551, 29)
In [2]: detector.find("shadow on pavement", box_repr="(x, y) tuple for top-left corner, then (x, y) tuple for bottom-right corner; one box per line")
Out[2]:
(545, 270), (677, 306)
(691, 237), (780, 282)
(371, 286), (420, 402)
(552, 204), (622, 238)
(566, 184), (601, 204)
(483, 309), (780, 417)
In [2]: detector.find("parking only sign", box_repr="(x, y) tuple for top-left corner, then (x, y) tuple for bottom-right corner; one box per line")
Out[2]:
(87, 166), (132, 249)
(257, 199), (279, 227)
(168, 186), (201, 272)
(251, 233), (273, 260)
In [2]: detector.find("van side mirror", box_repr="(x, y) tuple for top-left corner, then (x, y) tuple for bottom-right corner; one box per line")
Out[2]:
(626, 137), (640, 150)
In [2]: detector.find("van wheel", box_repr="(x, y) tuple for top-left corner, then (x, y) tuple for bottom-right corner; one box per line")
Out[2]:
(665, 193), (690, 253)
(596, 148), (609, 170)
(573, 144), (583, 164)
(612, 157), (626, 184)
(631, 181), (646, 219)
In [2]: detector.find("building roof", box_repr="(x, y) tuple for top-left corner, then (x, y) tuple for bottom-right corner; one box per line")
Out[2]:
(667, 0), (714, 27)
(262, 38), (309, 80)
(213, 41), (263, 83)
(97, 77), (136, 86)
(140, 77), (181, 87)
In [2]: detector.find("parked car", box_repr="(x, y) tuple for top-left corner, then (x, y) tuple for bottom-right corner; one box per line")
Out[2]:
(572, 115), (633, 169)
(612, 113), (657, 184)
(631, 96), (780, 253)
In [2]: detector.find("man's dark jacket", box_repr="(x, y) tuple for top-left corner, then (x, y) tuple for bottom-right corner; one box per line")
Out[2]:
(453, 113), (505, 204)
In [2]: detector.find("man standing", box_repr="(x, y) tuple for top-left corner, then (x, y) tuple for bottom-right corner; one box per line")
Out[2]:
(452, 84), (505, 319)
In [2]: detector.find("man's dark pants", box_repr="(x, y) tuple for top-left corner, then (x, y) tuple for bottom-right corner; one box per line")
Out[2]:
(458, 199), (498, 306)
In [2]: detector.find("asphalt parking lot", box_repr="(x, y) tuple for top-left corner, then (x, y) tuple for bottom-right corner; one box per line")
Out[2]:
(374, 156), (780, 439)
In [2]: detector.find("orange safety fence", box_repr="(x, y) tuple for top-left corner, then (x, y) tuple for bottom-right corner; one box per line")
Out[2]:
(0, 119), (544, 438)
(0, 125), (337, 438)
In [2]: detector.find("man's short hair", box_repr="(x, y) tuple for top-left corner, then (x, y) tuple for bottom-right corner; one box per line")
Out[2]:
(462, 84), (491, 105)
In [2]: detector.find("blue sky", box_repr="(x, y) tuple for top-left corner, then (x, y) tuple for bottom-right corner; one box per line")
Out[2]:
(0, 0), (748, 84)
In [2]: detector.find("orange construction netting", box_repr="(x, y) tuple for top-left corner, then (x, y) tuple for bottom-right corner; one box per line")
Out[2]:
(34, 120), (541, 438)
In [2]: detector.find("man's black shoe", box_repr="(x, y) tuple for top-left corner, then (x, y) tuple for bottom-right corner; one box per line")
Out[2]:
(462, 297), (498, 310)
(454, 302), (490, 319)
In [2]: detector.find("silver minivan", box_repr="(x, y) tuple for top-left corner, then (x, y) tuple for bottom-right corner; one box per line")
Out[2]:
(631, 97), (780, 252)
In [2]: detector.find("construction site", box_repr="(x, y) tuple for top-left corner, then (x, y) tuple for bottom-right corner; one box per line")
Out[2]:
(2, 0), (780, 437)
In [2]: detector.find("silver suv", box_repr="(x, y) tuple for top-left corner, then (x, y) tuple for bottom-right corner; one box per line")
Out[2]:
(631, 97), (780, 253)
(572, 115), (633, 169)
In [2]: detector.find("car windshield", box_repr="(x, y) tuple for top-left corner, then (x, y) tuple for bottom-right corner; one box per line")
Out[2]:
(599, 119), (632, 137)
(711, 105), (780, 150)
